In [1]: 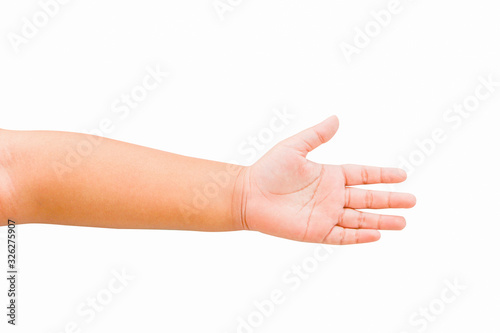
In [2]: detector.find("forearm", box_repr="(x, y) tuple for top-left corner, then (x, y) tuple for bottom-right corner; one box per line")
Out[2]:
(0, 129), (245, 231)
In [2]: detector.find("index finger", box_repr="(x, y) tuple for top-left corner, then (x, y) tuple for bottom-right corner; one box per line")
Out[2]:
(340, 164), (407, 186)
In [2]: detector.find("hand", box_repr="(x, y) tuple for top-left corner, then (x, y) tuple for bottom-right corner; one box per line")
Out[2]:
(236, 116), (416, 245)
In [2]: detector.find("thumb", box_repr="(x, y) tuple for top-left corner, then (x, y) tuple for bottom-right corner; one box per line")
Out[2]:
(281, 115), (339, 157)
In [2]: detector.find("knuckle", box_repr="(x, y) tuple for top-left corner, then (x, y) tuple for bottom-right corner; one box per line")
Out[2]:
(358, 212), (367, 228)
(339, 228), (346, 245)
(365, 191), (374, 208)
(344, 189), (350, 207)
(361, 167), (369, 184)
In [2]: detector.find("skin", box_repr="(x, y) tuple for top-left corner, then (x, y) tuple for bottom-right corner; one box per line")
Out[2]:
(0, 116), (415, 245)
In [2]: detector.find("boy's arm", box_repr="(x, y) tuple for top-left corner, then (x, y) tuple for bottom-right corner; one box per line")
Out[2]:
(0, 129), (245, 231)
(0, 116), (416, 245)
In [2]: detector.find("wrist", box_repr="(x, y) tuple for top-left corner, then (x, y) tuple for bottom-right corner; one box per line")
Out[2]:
(231, 165), (250, 231)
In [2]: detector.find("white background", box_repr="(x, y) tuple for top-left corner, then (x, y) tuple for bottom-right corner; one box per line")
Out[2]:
(1, 0), (499, 332)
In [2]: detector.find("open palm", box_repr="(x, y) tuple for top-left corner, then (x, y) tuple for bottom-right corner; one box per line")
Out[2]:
(237, 116), (416, 245)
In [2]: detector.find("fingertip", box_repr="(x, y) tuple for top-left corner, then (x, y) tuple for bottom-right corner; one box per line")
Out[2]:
(408, 194), (417, 207)
(386, 167), (407, 183)
(369, 230), (381, 243)
(398, 193), (417, 208)
(359, 229), (381, 244)
(315, 115), (340, 144)
(397, 216), (407, 230)
(398, 168), (408, 181)
(325, 115), (339, 129)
